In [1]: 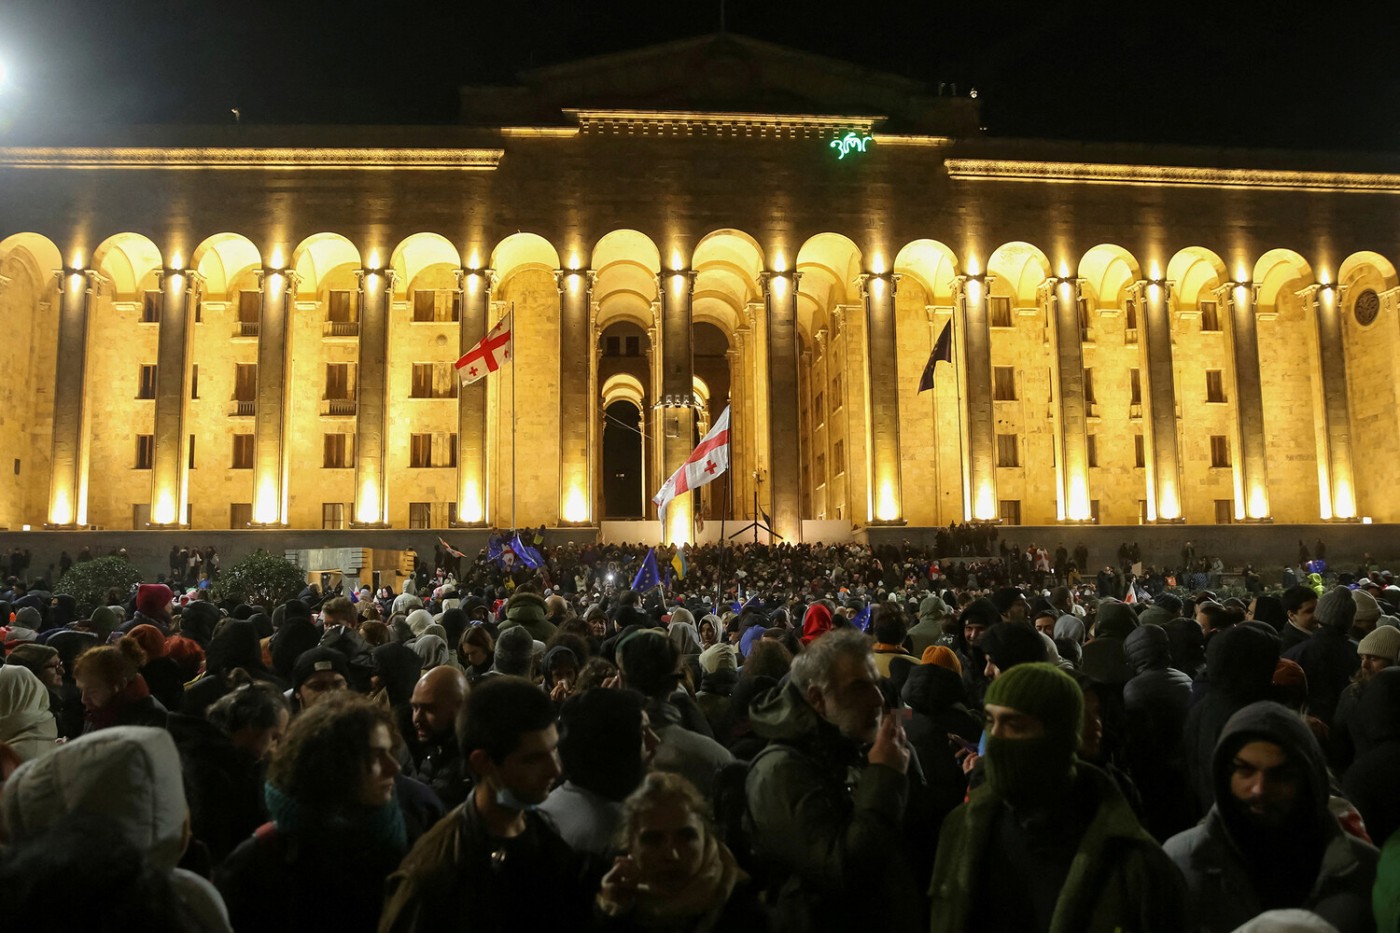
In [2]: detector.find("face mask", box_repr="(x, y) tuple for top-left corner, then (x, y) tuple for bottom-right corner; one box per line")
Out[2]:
(494, 785), (542, 812)
(983, 735), (1075, 810)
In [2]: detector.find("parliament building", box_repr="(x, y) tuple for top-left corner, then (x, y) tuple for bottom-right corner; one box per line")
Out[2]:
(2, 33), (1398, 547)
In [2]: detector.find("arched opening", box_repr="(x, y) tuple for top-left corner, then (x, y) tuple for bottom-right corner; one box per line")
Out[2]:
(600, 372), (647, 519)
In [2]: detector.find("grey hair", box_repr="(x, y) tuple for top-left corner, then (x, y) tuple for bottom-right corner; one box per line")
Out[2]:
(789, 628), (873, 694)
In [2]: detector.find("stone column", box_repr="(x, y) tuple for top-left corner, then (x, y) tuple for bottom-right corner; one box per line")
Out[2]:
(1221, 281), (1271, 520)
(1133, 279), (1183, 521)
(351, 267), (394, 526)
(859, 272), (904, 524)
(251, 267), (294, 525)
(556, 268), (593, 525)
(148, 267), (201, 526)
(1301, 283), (1359, 520)
(658, 270), (696, 543)
(763, 270), (802, 542)
(47, 268), (97, 527)
(1048, 276), (1092, 522)
(956, 274), (997, 521)
(454, 268), (493, 525)
(725, 343), (746, 518)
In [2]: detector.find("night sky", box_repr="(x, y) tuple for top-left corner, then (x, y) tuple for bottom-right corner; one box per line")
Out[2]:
(1, 0), (1396, 151)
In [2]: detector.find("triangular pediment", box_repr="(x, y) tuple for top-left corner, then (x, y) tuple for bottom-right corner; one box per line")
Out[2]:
(461, 33), (979, 135)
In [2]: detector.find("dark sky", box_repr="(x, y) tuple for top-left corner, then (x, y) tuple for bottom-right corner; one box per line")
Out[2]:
(1, 0), (1396, 151)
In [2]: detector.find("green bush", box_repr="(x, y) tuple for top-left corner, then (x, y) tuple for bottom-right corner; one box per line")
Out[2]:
(55, 555), (142, 617)
(210, 549), (305, 609)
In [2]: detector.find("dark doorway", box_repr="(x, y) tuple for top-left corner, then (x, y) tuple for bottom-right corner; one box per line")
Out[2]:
(602, 400), (644, 518)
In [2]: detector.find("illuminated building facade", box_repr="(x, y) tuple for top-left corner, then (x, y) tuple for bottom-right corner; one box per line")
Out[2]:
(1, 34), (1398, 544)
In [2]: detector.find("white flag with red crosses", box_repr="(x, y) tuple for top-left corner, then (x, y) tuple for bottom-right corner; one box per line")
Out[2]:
(454, 311), (513, 385)
(653, 406), (731, 524)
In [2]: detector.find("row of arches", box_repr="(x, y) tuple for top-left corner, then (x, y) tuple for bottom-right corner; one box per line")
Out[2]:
(0, 225), (1396, 532)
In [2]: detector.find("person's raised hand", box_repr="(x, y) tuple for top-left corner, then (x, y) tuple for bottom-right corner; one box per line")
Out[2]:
(597, 854), (642, 915)
(868, 710), (911, 774)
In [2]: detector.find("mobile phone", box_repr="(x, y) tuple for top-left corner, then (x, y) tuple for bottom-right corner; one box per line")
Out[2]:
(947, 732), (978, 755)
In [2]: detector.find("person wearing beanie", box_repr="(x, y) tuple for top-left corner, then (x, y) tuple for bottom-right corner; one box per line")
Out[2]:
(119, 583), (175, 636)
(290, 647), (350, 712)
(492, 625), (536, 679)
(5, 605), (42, 646)
(1329, 623), (1400, 773)
(930, 662), (1185, 932)
(921, 644), (963, 675)
(269, 603), (321, 681)
(1283, 587), (1359, 725)
(178, 600), (221, 649)
(991, 587), (1031, 624)
(1351, 588), (1382, 640)
(979, 622), (1048, 681)
(1165, 701), (1377, 932)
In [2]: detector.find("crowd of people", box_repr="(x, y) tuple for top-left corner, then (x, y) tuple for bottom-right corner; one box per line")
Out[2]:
(1, 534), (1398, 932)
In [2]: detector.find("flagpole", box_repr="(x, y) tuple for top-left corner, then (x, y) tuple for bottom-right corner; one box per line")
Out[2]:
(954, 286), (969, 523)
(510, 301), (517, 535)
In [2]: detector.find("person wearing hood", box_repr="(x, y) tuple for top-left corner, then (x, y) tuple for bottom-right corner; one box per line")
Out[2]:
(900, 660), (978, 842)
(0, 664), (58, 762)
(955, 598), (1000, 707)
(269, 600), (320, 681)
(183, 619), (286, 716)
(216, 696), (412, 933)
(371, 641), (424, 711)
(797, 602), (832, 647)
(498, 590), (558, 643)
(1164, 616), (1208, 680)
(1165, 701), (1378, 932)
(696, 643), (739, 733)
(74, 638), (169, 732)
(168, 677), (290, 864)
(1080, 599), (1137, 685)
(1139, 593), (1183, 629)
(4, 604), (41, 647)
(1340, 666), (1400, 847)
(618, 630), (732, 797)
(745, 628), (921, 931)
(1122, 624), (1195, 839)
(543, 644), (581, 699)
(1183, 624), (1280, 814)
(908, 595), (951, 656)
(408, 632), (452, 672)
(3, 641), (78, 739)
(1, 725), (233, 932)
(540, 687), (658, 856)
(979, 622), (1048, 682)
(1284, 587), (1360, 726)
(668, 616), (704, 688)
(178, 599), (221, 649)
(928, 663), (1184, 933)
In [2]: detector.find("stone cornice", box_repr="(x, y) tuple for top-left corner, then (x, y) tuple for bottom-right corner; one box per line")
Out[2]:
(0, 147), (504, 171)
(565, 109), (882, 137)
(945, 158), (1400, 193)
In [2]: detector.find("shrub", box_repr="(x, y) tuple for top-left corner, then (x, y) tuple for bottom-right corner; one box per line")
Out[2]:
(55, 555), (142, 617)
(211, 550), (305, 609)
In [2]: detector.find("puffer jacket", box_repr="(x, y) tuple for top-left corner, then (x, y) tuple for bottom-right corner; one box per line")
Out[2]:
(1123, 625), (1193, 717)
(744, 681), (920, 932)
(907, 595), (951, 656)
(1165, 701), (1378, 932)
(497, 591), (557, 642)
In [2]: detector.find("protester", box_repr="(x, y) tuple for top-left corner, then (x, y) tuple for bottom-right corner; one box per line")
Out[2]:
(0, 664), (58, 762)
(73, 638), (169, 732)
(406, 665), (472, 808)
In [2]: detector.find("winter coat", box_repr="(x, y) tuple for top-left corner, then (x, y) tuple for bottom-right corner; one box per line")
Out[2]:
(1284, 625), (1360, 725)
(166, 712), (266, 864)
(744, 681), (920, 932)
(908, 596), (951, 656)
(498, 591), (558, 643)
(378, 799), (596, 933)
(1, 726), (232, 932)
(182, 620), (286, 716)
(1122, 624), (1195, 839)
(1184, 625), (1278, 813)
(928, 762), (1185, 933)
(1123, 625), (1193, 718)
(1165, 701), (1378, 932)
(647, 696), (734, 798)
(0, 664), (58, 762)
(1341, 668), (1400, 847)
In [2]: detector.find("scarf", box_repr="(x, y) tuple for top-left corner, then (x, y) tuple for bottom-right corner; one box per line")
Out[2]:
(264, 782), (408, 856)
(84, 675), (152, 732)
(629, 832), (747, 929)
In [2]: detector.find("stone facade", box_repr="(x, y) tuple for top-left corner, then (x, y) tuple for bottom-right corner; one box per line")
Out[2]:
(1, 34), (1398, 541)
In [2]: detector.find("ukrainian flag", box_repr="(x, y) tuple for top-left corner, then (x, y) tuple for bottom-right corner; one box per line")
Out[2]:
(671, 546), (687, 580)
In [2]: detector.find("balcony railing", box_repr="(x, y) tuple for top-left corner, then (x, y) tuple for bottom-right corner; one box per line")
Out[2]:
(321, 398), (357, 417)
(323, 321), (360, 338)
(236, 322), (260, 338)
(228, 400), (256, 417)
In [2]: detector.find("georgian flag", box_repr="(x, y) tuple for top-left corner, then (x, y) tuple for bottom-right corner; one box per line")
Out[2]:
(653, 406), (731, 524)
(455, 311), (513, 385)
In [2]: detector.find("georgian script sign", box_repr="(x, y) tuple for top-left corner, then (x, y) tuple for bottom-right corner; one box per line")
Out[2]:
(830, 132), (873, 159)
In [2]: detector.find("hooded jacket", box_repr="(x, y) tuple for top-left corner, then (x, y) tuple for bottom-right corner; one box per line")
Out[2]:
(182, 620), (286, 716)
(1164, 701), (1378, 932)
(0, 664), (58, 762)
(498, 592), (558, 642)
(1, 726), (232, 931)
(908, 596), (951, 656)
(1284, 617), (1360, 726)
(1340, 667), (1400, 847)
(929, 762), (1185, 933)
(744, 681), (920, 932)
(1123, 625), (1193, 718)
(1184, 625), (1279, 814)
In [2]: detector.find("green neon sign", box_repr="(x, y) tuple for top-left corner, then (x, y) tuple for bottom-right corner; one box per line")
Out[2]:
(830, 132), (873, 159)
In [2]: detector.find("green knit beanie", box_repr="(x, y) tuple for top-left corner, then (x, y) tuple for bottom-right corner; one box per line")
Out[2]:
(984, 662), (1084, 752)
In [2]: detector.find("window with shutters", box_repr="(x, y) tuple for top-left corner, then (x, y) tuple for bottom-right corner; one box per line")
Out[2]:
(234, 363), (258, 402)
(409, 362), (457, 399)
(229, 503), (252, 529)
(323, 433), (354, 469)
(989, 296), (1013, 327)
(412, 289), (460, 323)
(187, 435), (196, 470)
(1129, 369), (1142, 406)
(1087, 434), (1099, 468)
(138, 365), (157, 399)
(324, 363), (354, 400)
(1215, 499), (1235, 524)
(1134, 434), (1146, 468)
(833, 440), (845, 476)
(1124, 299), (1138, 343)
(999, 500), (1022, 525)
(323, 502), (346, 530)
(1210, 436), (1231, 468)
(996, 434), (1019, 468)
(142, 291), (161, 323)
(1083, 368), (1097, 404)
(326, 290), (355, 322)
(831, 372), (843, 410)
(1200, 301), (1221, 332)
(238, 291), (261, 324)
(993, 367), (1017, 400)
(190, 365), (199, 399)
(1206, 370), (1226, 403)
(135, 435), (154, 470)
(232, 434), (254, 469)
(409, 502), (432, 529)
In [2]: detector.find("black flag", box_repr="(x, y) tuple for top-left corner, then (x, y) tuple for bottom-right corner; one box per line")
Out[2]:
(918, 320), (953, 393)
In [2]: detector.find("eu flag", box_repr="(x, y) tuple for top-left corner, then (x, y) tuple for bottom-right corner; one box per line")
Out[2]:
(511, 533), (543, 569)
(632, 548), (662, 592)
(851, 604), (872, 632)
